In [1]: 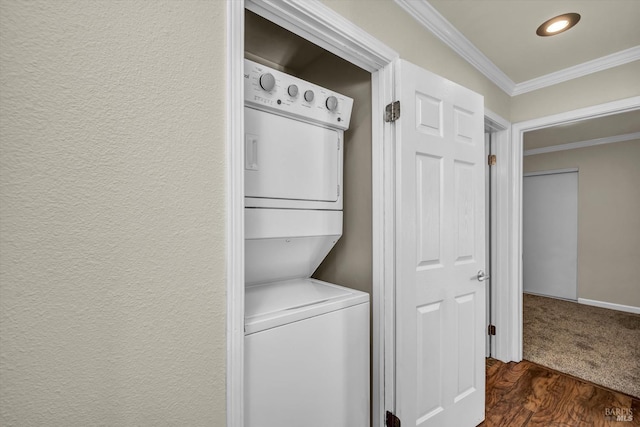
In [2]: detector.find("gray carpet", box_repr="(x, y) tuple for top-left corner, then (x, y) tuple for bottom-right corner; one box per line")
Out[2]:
(523, 293), (640, 398)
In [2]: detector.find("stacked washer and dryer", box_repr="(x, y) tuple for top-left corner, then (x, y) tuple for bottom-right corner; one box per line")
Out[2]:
(243, 59), (370, 427)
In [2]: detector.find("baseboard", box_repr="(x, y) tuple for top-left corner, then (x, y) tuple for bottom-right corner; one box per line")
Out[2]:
(577, 298), (640, 315)
(523, 291), (576, 302)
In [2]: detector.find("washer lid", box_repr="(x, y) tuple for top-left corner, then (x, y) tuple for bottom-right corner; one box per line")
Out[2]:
(245, 278), (369, 335)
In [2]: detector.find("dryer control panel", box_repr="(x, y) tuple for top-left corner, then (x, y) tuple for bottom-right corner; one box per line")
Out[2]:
(244, 59), (354, 130)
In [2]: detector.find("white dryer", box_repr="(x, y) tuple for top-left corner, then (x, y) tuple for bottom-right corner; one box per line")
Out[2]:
(243, 59), (370, 427)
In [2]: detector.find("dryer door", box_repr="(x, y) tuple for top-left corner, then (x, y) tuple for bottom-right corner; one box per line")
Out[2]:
(244, 107), (342, 209)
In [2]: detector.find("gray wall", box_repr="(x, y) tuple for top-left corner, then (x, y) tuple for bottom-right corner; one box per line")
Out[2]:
(523, 140), (640, 308)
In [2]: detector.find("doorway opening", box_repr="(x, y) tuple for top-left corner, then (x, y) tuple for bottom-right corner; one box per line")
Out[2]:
(509, 97), (640, 396)
(519, 108), (640, 398)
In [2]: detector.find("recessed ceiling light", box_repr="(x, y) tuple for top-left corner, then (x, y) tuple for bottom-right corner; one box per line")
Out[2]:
(536, 13), (581, 37)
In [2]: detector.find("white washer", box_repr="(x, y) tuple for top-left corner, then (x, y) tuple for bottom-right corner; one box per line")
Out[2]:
(243, 59), (369, 427)
(244, 279), (369, 427)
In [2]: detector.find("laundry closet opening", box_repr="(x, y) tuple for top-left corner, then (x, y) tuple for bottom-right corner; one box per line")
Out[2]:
(245, 10), (372, 294)
(244, 7), (374, 422)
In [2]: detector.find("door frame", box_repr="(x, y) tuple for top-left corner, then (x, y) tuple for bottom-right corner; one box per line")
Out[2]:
(226, 2), (398, 426)
(483, 110), (510, 362)
(509, 96), (640, 361)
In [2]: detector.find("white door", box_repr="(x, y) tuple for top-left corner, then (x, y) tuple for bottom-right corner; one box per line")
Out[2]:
(523, 170), (578, 300)
(394, 60), (486, 427)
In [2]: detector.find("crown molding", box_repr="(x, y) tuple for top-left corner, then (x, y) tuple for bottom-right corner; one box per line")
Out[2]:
(523, 131), (640, 156)
(394, 0), (516, 94)
(512, 46), (640, 96)
(395, 0), (640, 97)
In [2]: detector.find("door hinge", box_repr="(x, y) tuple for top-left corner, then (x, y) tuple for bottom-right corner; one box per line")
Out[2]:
(386, 411), (401, 427)
(488, 154), (497, 166)
(488, 324), (496, 336)
(385, 101), (401, 122)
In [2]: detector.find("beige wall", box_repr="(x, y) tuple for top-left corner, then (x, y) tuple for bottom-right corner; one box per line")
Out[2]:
(0, 1), (226, 425)
(320, 0), (512, 120)
(523, 141), (640, 308)
(511, 61), (640, 123)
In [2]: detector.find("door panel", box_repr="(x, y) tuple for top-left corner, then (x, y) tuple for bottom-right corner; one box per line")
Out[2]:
(416, 302), (443, 420)
(416, 154), (443, 268)
(455, 293), (476, 399)
(416, 92), (443, 135)
(395, 59), (486, 427)
(454, 160), (476, 263)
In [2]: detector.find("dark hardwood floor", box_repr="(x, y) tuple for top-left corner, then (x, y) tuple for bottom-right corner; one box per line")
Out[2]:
(479, 358), (640, 427)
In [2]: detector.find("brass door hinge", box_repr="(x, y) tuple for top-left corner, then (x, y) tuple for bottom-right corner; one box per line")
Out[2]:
(488, 324), (496, 336)
(488, 154), (497, 166)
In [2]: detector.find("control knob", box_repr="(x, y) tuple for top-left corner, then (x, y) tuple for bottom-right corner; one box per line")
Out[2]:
(259, 73), (275, 91)
(325, 96), (338, 111)
(304, 90), (315, 102)
(287, 84), (299, 97)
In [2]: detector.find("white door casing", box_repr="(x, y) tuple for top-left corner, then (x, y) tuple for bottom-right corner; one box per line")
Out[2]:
(394, 59), (486, 427)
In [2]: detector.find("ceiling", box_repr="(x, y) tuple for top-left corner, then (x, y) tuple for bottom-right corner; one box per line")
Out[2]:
(427, 0), (640, 84)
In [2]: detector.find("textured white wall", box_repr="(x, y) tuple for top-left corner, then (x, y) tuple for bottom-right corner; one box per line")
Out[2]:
(0, 1), (226, 425)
